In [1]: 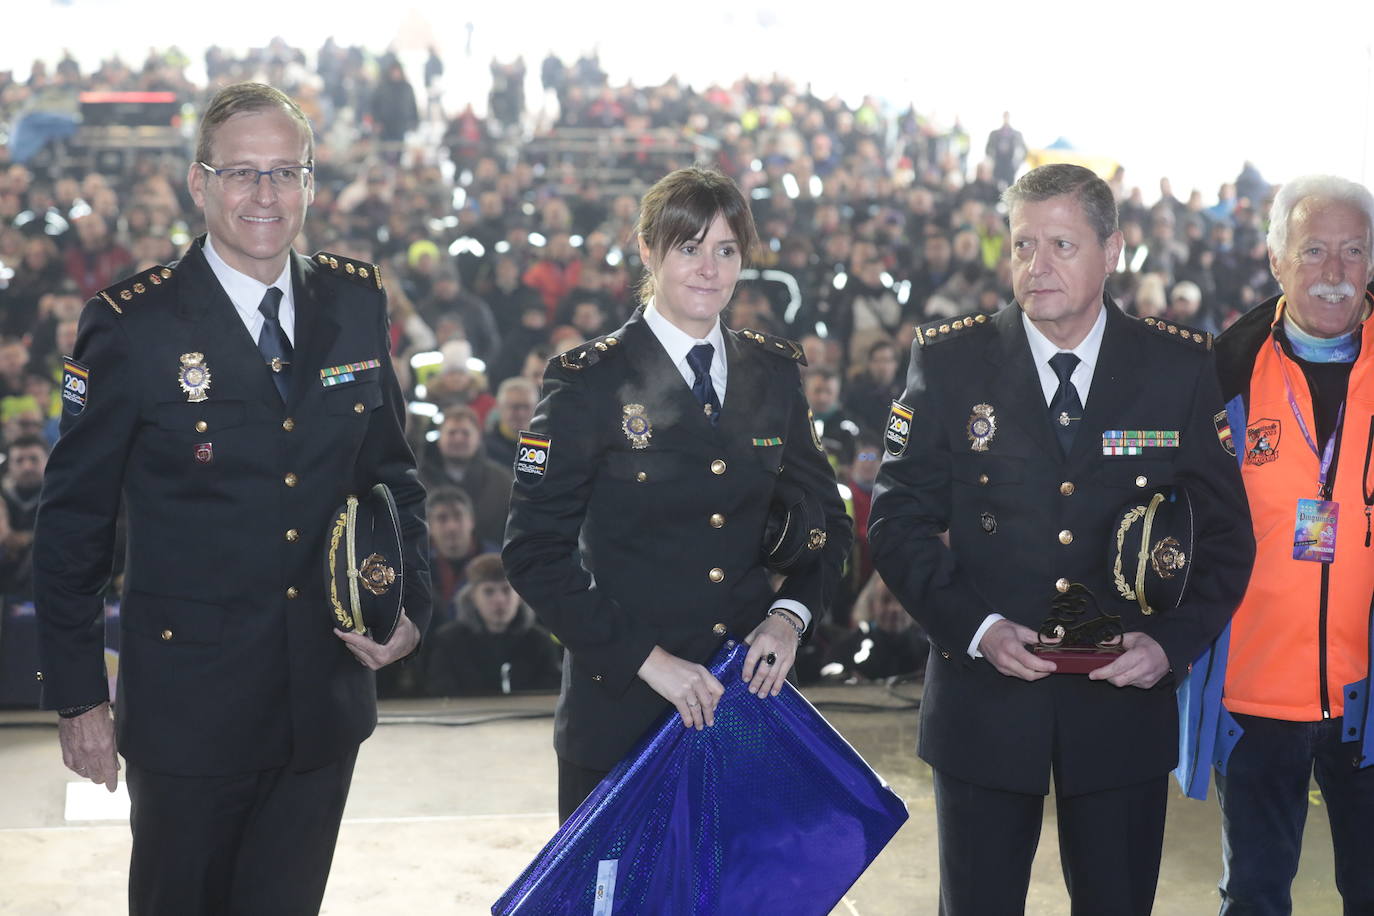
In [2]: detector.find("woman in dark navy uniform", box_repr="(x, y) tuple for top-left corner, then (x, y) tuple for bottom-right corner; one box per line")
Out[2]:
(503, 167), (851, 820)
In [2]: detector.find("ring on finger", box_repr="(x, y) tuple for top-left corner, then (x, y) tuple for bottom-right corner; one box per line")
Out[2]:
(687, 700), (699, 707)
(764, 651), (777, 666)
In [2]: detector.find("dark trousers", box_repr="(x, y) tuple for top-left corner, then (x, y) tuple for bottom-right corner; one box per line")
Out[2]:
(1217, 714), (1374, 915)
(932, 767), (1167, 916)
(125, 748), (358, 916)
(557, 756), (610, 824)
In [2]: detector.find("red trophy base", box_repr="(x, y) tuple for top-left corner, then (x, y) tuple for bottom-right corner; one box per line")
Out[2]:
(1030, 645), (1124, 674)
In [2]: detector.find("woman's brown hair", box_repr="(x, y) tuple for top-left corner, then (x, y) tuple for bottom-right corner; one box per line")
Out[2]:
(633, 166), (758, 304)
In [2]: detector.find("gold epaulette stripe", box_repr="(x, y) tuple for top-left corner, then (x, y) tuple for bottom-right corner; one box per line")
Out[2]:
(916, 313), (989, 348)
(740, 328), (805, 362)
(557, 335), (621, 370)
(315, 252), (383, 290)
(1142, 317), (1213, 350)
(97, 265), (175, 314)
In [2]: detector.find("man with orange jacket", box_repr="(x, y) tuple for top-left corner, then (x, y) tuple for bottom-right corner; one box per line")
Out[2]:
(1178, 174), (1374, 914)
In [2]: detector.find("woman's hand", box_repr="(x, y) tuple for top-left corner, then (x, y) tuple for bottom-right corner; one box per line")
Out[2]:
(637, 646), (725, 730)
(742, 611), (800, 697)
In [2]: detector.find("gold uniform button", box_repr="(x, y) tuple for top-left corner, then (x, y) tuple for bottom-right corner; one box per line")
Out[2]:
(1135, 475), (1148, 488)
(285, 529), (300, 543)
(286, 587), (299, 599)
(34, 671), (43, 681)
(1060, 481), (1075, 496)
(710, 459), (727, 475)
(160, 629), (173, 641)
(712, 623), (727, 636)
(592, 674), (603, 682)
(636, 471), (648, 482)
(353, 402), (365, 414)
(195, 420), (208, 433)
(940, 650), (952, 660)
(709, 513), (725, 528)
(1056, 578), (1071, 593)
(284, 473), (298, 487)
(1058, 529), (1074, 545)
(282, 417), (295, 432)
(708, 567), (725, 582)
(978, 474), (990, 486)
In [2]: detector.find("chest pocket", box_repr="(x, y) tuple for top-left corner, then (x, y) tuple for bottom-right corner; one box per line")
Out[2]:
(952, 454), (1025, 488)
(604, 449), (689, 484)
(154, 400), (247, 434)
(323, 380), (383, 416)
(753, 443), (784, 477)
(1100, 458), (1176, 492)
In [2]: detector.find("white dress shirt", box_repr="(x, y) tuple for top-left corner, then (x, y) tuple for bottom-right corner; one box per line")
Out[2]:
(203, 236), (296, 346)
(643, 301), (728, 403)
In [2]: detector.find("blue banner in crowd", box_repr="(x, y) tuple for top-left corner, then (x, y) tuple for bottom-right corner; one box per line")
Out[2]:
(494, 639), (908, 915)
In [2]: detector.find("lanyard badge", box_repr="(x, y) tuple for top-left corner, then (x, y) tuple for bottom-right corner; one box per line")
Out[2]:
(1272, 339), (1345, 562)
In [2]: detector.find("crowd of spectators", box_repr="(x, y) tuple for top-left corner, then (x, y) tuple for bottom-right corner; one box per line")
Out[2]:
(0, 37), (1284, 699)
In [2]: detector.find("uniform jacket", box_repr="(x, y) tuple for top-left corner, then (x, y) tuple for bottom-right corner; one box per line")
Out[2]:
(33, 239), (430, 776)
(503, 308), (852, 771)
(869, 300), (1253, 796)
(1177, 294), (1374, 799)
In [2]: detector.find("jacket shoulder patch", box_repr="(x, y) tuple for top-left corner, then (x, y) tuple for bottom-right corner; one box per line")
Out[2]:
(739, 328), (807, 365)
(916, 313), (991, 348)
(313, 251), (384, 291)
(94, 265), (176, 315)
(1143, 317), (1213, 350)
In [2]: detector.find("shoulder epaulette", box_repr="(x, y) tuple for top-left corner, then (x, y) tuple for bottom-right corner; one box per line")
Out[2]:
(1142, 317), (1213, 351)
(915, 312), (991, 348)
(555, 333), (623, 371)
(95, 265), (176, 315)
(312, 251), (383, 291)
(739, 328), (807, 365)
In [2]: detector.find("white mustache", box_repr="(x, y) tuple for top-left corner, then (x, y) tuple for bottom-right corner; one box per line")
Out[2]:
(1308, 282), (1358, 300)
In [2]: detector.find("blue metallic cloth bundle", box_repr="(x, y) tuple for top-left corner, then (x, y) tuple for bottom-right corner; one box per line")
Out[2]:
(493, 639), (909, 915)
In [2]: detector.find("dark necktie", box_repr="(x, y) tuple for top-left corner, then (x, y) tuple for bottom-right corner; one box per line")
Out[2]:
(257, 287), (292, 402)
(1048, 351), (1082, 456)
(686, 343), (721, 426)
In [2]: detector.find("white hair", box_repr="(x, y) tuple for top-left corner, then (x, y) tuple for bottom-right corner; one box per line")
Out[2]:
(1266, 174), (1374, 257)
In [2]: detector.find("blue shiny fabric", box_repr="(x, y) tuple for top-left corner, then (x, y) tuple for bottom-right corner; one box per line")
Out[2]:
(493, 639), (909, 915)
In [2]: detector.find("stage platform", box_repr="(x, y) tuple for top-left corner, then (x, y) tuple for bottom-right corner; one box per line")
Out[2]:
(0, 684), (1340, 914)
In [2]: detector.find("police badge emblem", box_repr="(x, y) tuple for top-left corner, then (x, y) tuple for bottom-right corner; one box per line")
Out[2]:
(178, 352), (212, 402)
(966, 403), (997, 452)
(622, 403), (653, 449)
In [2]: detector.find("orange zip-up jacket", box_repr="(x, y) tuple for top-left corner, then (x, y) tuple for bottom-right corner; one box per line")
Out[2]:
(1224, 298), (1374, 721)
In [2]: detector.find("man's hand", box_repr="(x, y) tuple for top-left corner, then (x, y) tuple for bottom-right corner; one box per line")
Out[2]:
(334, 609), (420, 669)
(57, 702), (119, 792)
(978, 619), (1057, 681)
(741, 612), (799, 698)
(637, 646), (725, 731)
(1088, 632), (1170, 688)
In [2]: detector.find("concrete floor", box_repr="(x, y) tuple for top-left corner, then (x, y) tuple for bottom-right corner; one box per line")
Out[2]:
(0, 685), (1342, 915)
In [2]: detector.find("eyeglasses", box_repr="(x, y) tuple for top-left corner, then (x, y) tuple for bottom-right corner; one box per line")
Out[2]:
(197, 161), (313, 192)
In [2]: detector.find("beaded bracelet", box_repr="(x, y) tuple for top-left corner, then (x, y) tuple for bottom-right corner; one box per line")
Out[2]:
(766, 607), (805, 641)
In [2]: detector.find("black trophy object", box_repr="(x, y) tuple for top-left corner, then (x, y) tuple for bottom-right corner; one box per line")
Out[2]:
(1030, 583), (1125, 674)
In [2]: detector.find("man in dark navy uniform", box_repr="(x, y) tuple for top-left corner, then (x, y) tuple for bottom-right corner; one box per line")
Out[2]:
(869, 164), (1253, 915)
(33, 83), (429, 915)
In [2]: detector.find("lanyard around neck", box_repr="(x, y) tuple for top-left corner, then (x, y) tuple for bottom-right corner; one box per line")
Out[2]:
(1271, 337), (1344, 498)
